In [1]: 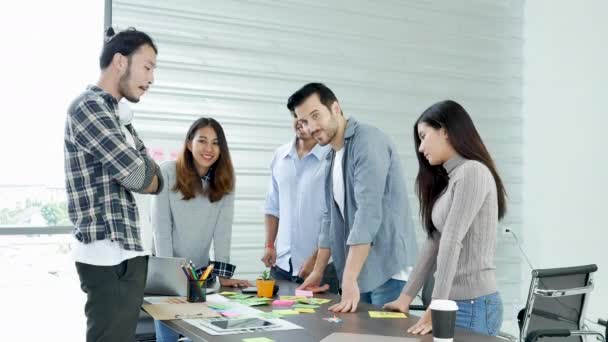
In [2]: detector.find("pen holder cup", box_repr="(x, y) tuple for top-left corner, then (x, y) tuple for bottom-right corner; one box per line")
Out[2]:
(187, 279), (206, 302)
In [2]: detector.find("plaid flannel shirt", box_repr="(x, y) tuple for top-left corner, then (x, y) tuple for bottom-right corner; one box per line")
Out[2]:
(64, 85), (163, 251)
(196, 261), (236, 283)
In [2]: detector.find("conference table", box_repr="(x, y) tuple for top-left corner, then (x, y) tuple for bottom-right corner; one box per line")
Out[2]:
(161, 280), (505, 342)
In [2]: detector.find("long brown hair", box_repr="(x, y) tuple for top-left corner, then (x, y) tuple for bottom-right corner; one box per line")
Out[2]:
(414, 100), (507, 237)
(173, 117), (235, 202)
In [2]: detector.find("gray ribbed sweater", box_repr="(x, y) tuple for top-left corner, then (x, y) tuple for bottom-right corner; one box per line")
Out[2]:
(403, 155), (498, 300)
(151, 161), (234, 268)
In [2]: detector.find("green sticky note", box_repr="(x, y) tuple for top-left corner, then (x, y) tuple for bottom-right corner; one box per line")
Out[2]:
(368, 311), (407, 318)
(272, 309), (299, 316)
(258, 312), (283, 319)
(297, 298), (332, 305)
(293, 303), (320, 309)
(239, 299), (270, 306)
(207, 303), (230, 310)
(230, 294), (254, 300)
(219, 291), (238, 296)
(242, 338), (275, 342)
(279, 295), (305, 300)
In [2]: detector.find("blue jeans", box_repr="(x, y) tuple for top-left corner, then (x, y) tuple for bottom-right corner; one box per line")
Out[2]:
(359, 278), (406, 307)
(154, 320), (191, 342)
(455, 292), (503, 336)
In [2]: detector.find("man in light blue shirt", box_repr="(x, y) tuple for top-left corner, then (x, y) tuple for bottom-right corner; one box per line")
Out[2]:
(261, 114), (339, 293)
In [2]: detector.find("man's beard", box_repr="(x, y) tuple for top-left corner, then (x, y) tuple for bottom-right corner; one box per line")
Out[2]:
(118, 66), (140, 103)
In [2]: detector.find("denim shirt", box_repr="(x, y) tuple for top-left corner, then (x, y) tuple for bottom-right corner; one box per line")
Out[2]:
(264, 139), (331, 275)
(318, 117), (418, 293)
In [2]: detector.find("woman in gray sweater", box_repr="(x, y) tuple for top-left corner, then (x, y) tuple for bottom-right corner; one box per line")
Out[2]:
(384, 100), (507, 336)
(152, 117), (251, 342)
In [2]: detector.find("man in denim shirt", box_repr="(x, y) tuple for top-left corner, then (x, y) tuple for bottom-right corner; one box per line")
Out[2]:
(261, 114), (339, 293)
(295, 83), (418, 312)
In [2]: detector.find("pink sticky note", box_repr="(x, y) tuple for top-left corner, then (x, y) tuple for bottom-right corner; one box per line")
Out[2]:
(295, 289), (313, 298)
(220, 311), (240, 318)
(272, 300), (295, 306)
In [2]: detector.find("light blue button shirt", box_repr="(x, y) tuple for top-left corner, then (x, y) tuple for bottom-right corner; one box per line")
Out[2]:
(264, 139), (331, 276)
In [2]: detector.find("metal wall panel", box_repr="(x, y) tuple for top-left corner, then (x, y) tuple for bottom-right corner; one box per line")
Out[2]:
(113, 0), (523, 323)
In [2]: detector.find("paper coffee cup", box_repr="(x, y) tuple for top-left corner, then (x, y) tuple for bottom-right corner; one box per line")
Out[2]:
(430, 300), (458, 342)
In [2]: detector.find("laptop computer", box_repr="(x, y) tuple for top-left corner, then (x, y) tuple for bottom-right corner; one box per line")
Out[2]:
(145, 256), (219, 296)
(145, 256), (189, 296)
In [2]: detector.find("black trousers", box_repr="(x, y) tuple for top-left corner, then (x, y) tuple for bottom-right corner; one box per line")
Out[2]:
(75, 256), (148, 342)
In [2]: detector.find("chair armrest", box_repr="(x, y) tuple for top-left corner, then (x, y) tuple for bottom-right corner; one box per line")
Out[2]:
(526, 329), (606, 342)
(525, 329), (571, 342)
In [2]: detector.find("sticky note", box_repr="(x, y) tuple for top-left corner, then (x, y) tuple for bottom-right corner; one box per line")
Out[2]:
(272, 309), (299, 316)
(295, 308), (315, 313)
(295, 289), (313, 297)
(219, 291), (238, 296)
(297, 298), (332, 305)
(272, 299), (295, 306)
(280, 295), (305, 300)
(293, 303), (320, 309)
(258, 312), (283, 319)
(220, 311), (241, 318)
(207, 303), (230, 310)
(230, 294), (254, 300)
(242, 338), (275, 342)
(368, 311), (407, 318)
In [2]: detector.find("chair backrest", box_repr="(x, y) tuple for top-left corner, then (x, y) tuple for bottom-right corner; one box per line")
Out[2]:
(519, 264), (597, 342)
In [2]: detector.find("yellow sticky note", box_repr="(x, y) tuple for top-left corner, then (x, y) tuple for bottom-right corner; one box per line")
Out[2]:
(219, 291), (238, 296)
(368, 311), (407, 318)
(280, 295), (305, 300)
(272, 309), (299, 316)
(295, 308), (315, 313)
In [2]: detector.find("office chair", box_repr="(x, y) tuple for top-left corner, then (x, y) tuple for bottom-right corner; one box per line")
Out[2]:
(517, 264), (605, 342)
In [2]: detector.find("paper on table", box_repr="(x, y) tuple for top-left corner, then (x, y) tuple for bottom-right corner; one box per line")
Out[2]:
(230, 294), (254, 300)
(144, 296), (188, 305)
(219, 291), (238, 296)
(272, 299), (295, 306)
(294, 308), (315, 313)
(279, 295), (306, 300)
(142, 303), (220, 320)
(297, 298), (332, 305)
(293, 303), (320, 309)
(207, 303), (231, 310)
(258, 312), (284, 319)
(242, 337), (276, 342)
(295, 289), (313, 297)
(368, 311), (407, 318)
(272, 309), (299, 316)
(320, 333), (418, 341)
(182, 294), (303, 336)
(220, 311), (241, 318)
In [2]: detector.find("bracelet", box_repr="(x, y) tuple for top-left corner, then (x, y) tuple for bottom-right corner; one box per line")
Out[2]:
(265, 243), (275, 249)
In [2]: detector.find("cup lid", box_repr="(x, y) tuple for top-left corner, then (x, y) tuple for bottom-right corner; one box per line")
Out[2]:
(430, 299), (458, 311)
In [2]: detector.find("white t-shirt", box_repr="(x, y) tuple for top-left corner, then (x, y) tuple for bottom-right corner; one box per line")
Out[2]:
(71, 125), (151, 266)
(332, 147), (409, 281)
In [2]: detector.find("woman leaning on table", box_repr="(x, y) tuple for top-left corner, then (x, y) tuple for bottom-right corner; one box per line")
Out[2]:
(151, 117), (252, 342)
(384, 100), (507, 336)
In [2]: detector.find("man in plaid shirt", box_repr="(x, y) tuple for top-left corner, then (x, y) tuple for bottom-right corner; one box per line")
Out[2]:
(64, 27), (164, 342)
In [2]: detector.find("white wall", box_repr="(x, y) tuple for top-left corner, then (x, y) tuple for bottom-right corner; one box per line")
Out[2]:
(523, 0), (608, 323)
(113, 0), (525, 329)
